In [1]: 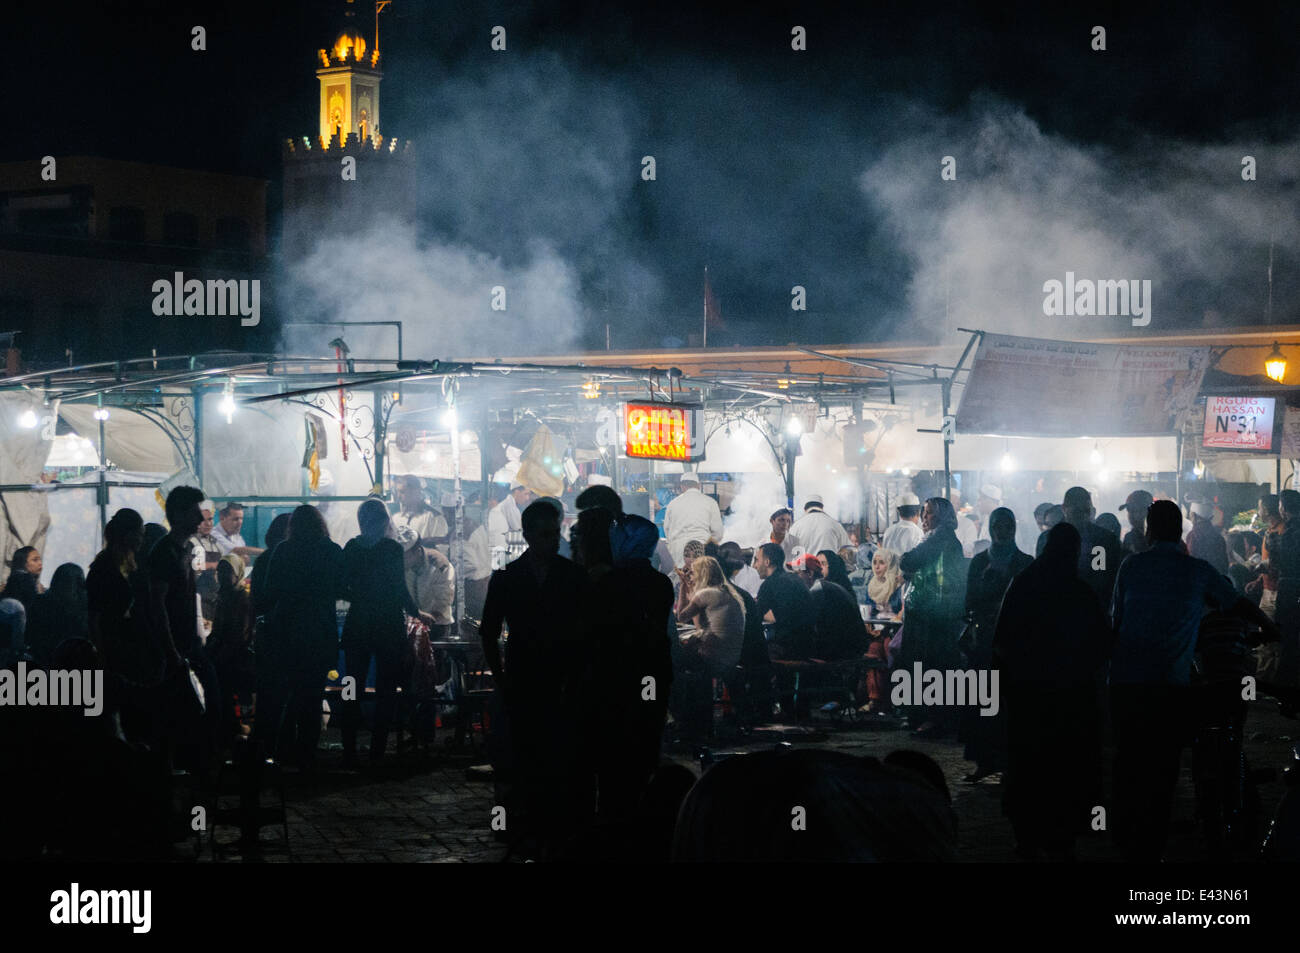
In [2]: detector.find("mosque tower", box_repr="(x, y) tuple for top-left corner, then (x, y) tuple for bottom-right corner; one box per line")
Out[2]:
(281, 0), (415, 260)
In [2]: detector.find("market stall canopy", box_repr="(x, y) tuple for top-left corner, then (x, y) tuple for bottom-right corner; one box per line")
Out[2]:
(60, 403), (185, 473)
(956, 333), (1212, 438)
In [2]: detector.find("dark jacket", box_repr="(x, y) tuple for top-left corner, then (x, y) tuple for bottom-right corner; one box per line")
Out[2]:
(262, 537), (346, 672)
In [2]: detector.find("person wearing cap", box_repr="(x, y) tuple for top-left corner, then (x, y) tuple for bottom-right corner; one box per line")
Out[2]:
(663, 471), (723, 568)
(1119, 490), (1154, 556)
(393, 475), (450, 557)
(762, 507), (802, 565)
(487, 481), (535, 568)
(398, 525), (455, 638)
(789, 494), (850, 559)
(1185, 501), (1229, 576)
(881, 492), (924, 557)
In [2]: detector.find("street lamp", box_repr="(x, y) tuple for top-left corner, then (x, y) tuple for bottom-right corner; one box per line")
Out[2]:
(1265, 342), (1287, 383)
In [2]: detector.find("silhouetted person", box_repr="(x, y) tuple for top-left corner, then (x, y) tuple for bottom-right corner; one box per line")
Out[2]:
(257, 505), (345, 772)
(1119, 490), (1154, 557)
(341, 499), (424, 765)
(249, 512), (291, 618)
(573, 505), (674, 822)
(1186, 502), (1230, 575)
(480, 500), (590, 857)
(1036, 486), (1122, 607)
(671, 748), (957, 862)
(26, 562), (88, 668)
(961, 507), (1031, 782)
(207, 554), (253, 748)
(148, 486), (215, 775)
(898, 497), (968, 736)
(87, 509), (145, 674)
(1269, 489), (1300, 686)
(1109, 500), (1280, 862)
(993, 523), (1108, 860)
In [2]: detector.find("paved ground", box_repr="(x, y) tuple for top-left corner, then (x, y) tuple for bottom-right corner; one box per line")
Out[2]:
(195, 700), (1298, 863)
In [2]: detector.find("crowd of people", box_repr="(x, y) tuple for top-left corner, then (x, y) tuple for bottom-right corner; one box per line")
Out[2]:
(2, 468), (1297, 862)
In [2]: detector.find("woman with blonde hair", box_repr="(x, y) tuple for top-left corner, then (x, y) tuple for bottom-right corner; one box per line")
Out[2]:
(677, 556), (747, 674)
(867, 548), (904, 616)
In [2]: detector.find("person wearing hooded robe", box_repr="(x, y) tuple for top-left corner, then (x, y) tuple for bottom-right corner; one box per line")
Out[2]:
(959, 507), (1032, 783)
(992, 522), (1110, 860)
(340, 498), (433, 764)
(897, 497), (969, 736)
(574, 504), (675, 822)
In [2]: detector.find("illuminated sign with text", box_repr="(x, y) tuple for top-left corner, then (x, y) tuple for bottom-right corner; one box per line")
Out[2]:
(623, 402), (704, 462)
(1202, 395), (1276, 452)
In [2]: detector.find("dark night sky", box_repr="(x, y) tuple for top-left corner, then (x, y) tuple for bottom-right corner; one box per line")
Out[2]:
(11, 0), (1300, 349)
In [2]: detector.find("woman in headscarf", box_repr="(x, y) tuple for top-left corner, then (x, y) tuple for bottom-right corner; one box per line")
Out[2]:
(26, 563), (88, 668)
(992, 521), (1111, 861)
(866, 548), (904, 617)
(897, 497), (969, 736)
(207, 553), (253, 747)
(575, 506), (676, 821)
(959, 507), (1033, 782)
(816, 549), (855, 595)
(340, 498), (432, 765)
(859, 548), (904, 715)
(2, 546), (44, 612)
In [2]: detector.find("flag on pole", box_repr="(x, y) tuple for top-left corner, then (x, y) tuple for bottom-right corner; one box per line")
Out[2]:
(703, 267), (724, 347)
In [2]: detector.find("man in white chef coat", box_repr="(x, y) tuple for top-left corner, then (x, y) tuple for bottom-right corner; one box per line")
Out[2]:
(663, 471), (723, 567)
(789, 493), (850, 558)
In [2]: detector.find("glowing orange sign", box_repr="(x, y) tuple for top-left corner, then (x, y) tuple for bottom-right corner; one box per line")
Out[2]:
(623, 402), (703, 462)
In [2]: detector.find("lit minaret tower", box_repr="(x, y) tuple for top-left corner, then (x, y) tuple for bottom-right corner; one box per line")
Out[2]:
(281, 0), (414, 259)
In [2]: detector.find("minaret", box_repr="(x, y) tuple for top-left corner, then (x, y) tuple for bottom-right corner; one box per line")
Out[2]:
(281, 0), (415, 259)
(317, 0), (382, 147)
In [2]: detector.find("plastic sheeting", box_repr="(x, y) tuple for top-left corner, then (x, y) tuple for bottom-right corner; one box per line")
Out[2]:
(0, 390), (53, 571)
(41, 472), (166, 585)
(199, 392), (378, 499)
(60, 402), (185, 474)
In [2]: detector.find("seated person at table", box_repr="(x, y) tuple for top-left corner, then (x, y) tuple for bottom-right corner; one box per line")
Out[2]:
(677, 556), (747, 676)
(866, 548), (904, 616)
(807, 552), (866, 661)
(754, 543), (817, 662)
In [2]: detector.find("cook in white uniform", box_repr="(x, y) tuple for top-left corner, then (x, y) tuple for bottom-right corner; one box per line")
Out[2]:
(789, 494), (850, 558)
(663, 471), (723, 567)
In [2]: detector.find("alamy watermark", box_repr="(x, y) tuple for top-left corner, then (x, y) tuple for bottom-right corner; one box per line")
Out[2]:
(1043, 271), (1151, 327)
(50, 883), (151, 933)
(890, 663), (1000, 717)
(151, 271), (260, 326)
(0, 662), (103, 716)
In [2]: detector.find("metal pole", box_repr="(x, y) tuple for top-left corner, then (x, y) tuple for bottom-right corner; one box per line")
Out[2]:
(941, 378), (952, 499)
(96, 393), (108, 537)
(449, 395), (464, 631)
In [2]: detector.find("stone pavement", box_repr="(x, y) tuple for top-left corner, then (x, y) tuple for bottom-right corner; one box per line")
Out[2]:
(198, 700), (1298, 863)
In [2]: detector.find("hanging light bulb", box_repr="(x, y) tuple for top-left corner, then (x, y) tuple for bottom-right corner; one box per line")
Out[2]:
(1090, 444), (1103, 466)
(1265, 342), (1287, 383)
(219, 379), (236, 424)
(1193, 459), (1205, 478)
(18, 409), (37, 429)
(785, 417), (803, 436)
(1000, 453), (1016, 472)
